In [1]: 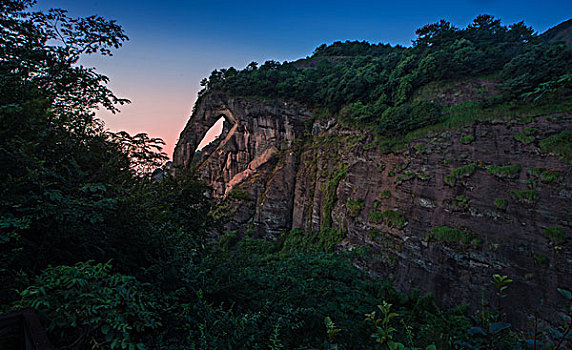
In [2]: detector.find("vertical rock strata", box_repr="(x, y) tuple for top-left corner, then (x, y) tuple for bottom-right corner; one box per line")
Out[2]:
(174, 92), (572, 323)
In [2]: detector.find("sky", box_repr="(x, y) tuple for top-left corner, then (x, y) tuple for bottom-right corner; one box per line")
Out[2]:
(36, 0), (571, 158)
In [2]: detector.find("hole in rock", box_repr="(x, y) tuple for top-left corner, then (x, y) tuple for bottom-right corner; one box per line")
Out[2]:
(196, 116), (225, 151)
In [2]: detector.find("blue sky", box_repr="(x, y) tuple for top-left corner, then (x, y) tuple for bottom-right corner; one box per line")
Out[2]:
(36, 0), (572, 157)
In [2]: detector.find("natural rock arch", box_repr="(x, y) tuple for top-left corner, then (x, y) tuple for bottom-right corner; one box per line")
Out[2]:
(174, 92), (310, 199)
(174, 93), (237, 168)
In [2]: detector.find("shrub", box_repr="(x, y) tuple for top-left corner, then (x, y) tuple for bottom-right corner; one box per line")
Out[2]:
(539, 130), (572, 164)
(509, 190), (538, 205)
(528, 168), (561, 183)
(379, 189), (392, 199)
(533, 253), (548, 267)
(493, 198), (508, 210)
(426, 226), (481, 248)
(487, 164), (521, 179)
(513, 132), (535, 144)
(377, 101), (441, 137)
(460, 135), (475, 144)
(17, 261), (161, 349)
(346, 200), (365, 217)
(323, 164), (348, 228)
(444, 163), (478, 187)
(369, 209), (407, 229)
(544, 226), (566, 244)
(227, 188), (254, 201)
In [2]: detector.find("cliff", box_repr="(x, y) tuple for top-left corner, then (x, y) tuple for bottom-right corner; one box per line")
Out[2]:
(173, 91), (571, 323)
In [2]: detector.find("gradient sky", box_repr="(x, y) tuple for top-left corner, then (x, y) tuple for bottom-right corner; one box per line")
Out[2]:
(36, 0), (571, 158)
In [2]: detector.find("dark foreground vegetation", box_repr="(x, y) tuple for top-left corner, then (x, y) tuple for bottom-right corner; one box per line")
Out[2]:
(1, 1), (571, 349)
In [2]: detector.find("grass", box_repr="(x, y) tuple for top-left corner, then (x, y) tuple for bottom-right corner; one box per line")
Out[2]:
(539, 129), (572, 164)
(379, 189), (391, 199)
(460, 135), (475, 144)
(487, 164), (521, 179)
(346, 200), (365, 217)
(280, 227), (344, 253)
(375, 96), (572, 154)
(533, 253), (549, 267)
(513, 132), (535, 144)
(426, 226), (481, 248)
(509, 189), (538, 205)
(528, 168), (561, 183)
(544, 226), (565, 244)
(444, 163), (478, 187)
(493, 198), (508, 211)
(323, 164), (349, 228)
(369, 209), (407, 229)
(227, 188), (255, 201)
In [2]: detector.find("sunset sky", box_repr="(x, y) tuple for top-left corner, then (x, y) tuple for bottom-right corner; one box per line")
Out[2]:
(36, 0), (571, 158)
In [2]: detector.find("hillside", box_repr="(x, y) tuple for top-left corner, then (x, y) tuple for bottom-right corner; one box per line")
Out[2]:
(543, 18), (572, 45)
(174, 16), (572, 331)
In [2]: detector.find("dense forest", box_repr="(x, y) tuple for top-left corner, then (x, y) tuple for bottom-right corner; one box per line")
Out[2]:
(1, 0), (571, 349)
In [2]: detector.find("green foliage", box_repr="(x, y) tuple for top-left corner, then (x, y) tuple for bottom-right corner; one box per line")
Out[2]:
(528, 167), (562, 183)
(426, 226), (481, 248)
(487, 164), (521, 179)
(513, 131), (535, 144)
(502, 43), (572, 98)
(346, 199), (365, 217)
(197, 14), (568, 142)
(554, 288), (572, 350)
(227, 187), (254, 201)
(281, 227), (344, 253)
(493, 198), (508, 211)
(539, 129), (572, 163)
(365, 301), (401, 349)
(379, 189), (392, 199)
(523, 74), (572, 101)
(457, 275), (517, 350)
(369, 210), (407, 229)
(452, 195), (470, 211)
(533, 253), (549, 267)
(323, 164), (348, 228)
(324, 316), (341, 347)
(544, 226), (566, 244)
(460, 135), (475, 144)
(17, 261), (161, 349)
(444, 163), (478, 187)
(377, 101), (442, 137)
(509, 189), (538, 205)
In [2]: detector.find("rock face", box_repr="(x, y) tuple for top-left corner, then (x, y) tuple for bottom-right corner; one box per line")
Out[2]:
(174, 92), (310, 235)
(174, 92), (572, 323)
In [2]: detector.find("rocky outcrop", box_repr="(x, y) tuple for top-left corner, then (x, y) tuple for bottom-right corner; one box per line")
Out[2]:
(174, 92), (572, 324)
(174, 92), (310, 235)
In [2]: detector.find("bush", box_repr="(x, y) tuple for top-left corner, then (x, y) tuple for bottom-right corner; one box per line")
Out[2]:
(487, 164), (521, 179)
(377, 101), (442, 137)
(544, 226), (565, 244)
(509, 189), (538, 205)
(369, 209), (407, 229)
(493, 198), (508, 210)
(539, 129), (572, 163)
(426, 226), (481, 248)
(444, 163), (478, 187)
(17, 261), (161, 349)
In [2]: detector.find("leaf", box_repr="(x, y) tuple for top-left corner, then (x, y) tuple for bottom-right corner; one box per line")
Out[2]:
(454, 341), (475, 349)
(557, 288), (572, 301)
(467, 326), (487, 336)
(489, 322), (511, 334)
